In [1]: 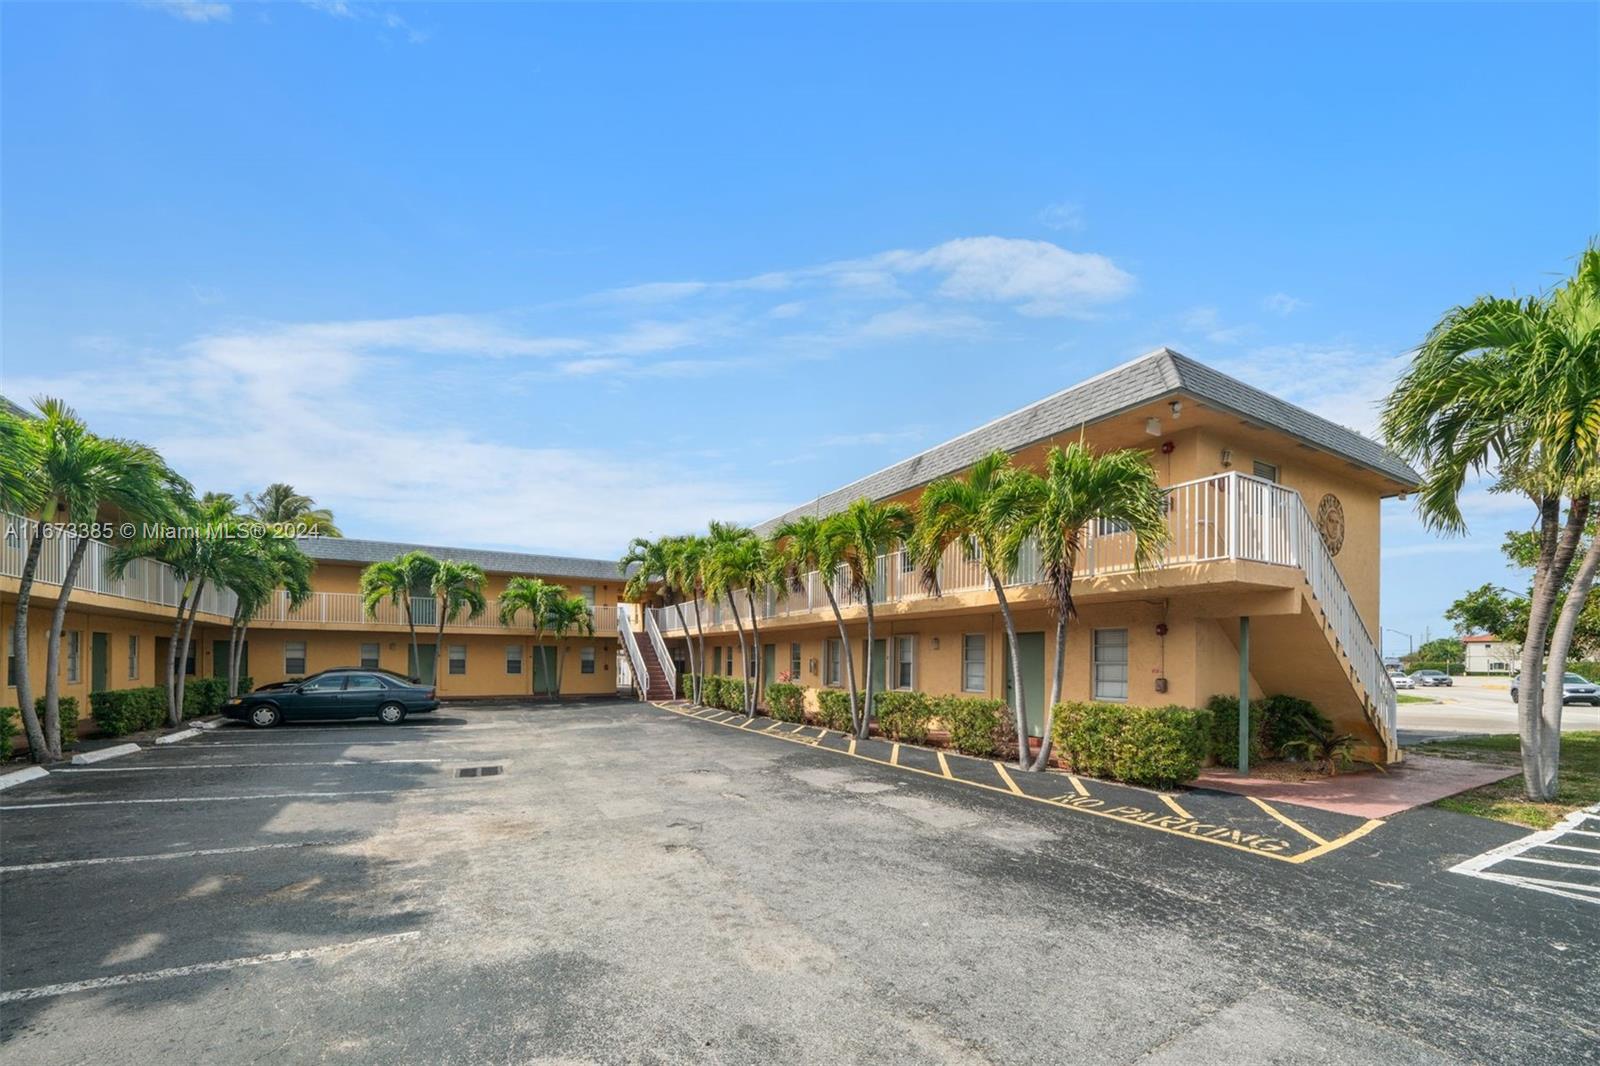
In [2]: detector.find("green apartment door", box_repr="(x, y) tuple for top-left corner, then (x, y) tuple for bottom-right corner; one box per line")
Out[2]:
(212, 640), (248, 679)
(762, 644), (777, 686)
(410, 644), (437, 686)
(1004, 632), (1047, 737)
(861, 639), (886, 700)
(90, 632), (109, 693)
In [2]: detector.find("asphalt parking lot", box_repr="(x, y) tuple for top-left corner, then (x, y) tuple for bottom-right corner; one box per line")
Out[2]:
(2, 699), (1597, 1064)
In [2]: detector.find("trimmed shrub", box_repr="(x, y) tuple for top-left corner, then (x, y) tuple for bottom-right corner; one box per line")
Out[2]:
(932, 695), (1008, 757)
(31, 695), (81, 751)
(701, 675), (724, 709)
(766, 683), (806, 723)
(1206, 694), (1267, 768)
(1, 705), (17, 759)
(1404, 660), (1465, 676)
(874, 690), (932, 743)
(1254, 694), (1330, 753)
(89, 685), (167, 737)
(1053, 701), (1212, 788)
(816, 689), (854, 731)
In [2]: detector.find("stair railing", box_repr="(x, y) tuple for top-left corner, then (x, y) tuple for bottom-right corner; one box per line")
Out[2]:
(644, 604), (677, 697)
(615, 603), (649, 701)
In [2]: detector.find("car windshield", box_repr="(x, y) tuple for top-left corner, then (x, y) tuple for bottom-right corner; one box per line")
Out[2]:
(1565, 674), (1591, 685)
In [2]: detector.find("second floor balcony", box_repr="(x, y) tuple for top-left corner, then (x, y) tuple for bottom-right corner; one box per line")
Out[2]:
(250, 590), (618, 636)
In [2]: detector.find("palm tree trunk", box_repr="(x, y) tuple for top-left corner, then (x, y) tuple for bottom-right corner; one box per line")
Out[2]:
(860, 592), (876, 739)
(822, 583), (859, 731)
(674, 602), (699, 705)
(1516, 496), (1587, 799)
(166, 586), (190, 724)
(1534, 531), (1600, 799)
(230, 617), (249, 697)
(989, 566), (1029, 769)
(434, 601), (446, 697)
(554, 638), (565, 698)
(12, 519), (50, 762)
(1031, 612), (1070, 772)
(693, 598), (708, 707)
(403, 598), (419, 683)
(725, 592), (750, 717)
(42, 536), (94, 759)
(173, 578), (205, 727)
(745, 590), (764, 717)
(226, 603), (243, 698)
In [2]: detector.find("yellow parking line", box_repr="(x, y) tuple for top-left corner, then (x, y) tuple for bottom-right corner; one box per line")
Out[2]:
(847, 737), (857, 756)
(763, 721), (782, 732)
(890, 743), (901, 767)
(1066, 774), (1089, 797)
(993, 761), (1023, 796)
(1159, 793), (1192, 820)
(936, 750), (952, 778)
(1248, 797), (1328, 846)
(1285, 818), (1385, 863)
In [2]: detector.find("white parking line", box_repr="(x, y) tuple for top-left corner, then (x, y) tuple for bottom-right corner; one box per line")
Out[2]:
(54, 759), (443, 773)
(1452, 802), (1600, 906)
(1, 788), (420, 810)
(0, 931), (423, 1003)
(1, 840), (340, 873)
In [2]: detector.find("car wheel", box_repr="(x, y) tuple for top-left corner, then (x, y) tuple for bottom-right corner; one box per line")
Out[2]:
(249, 704), (281, 728)
(378, 701), (407, 725)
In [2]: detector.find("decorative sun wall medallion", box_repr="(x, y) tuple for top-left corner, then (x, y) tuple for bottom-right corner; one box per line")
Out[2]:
(1317, 493), (1345, 556)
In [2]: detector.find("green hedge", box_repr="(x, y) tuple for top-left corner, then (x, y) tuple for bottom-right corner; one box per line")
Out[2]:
(1566, 662), (1600, 683)
(183, 677), (248, 719)
(48, 696), (80, 750)
(0, 705), (15, 759)
(1052, 701), (1212, 788)
(931, 695), (1009, 758)
(1205, 694), (1267, 768)
(766, 683), (806, 723)
(816, 689), (854, 731)
(90, 686), (167, 736)
(1404, 660), (1465, 675)
(874, 691), (932, 744)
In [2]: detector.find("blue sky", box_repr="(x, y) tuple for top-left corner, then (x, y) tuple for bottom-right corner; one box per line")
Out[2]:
(2, 1), (1595, 654)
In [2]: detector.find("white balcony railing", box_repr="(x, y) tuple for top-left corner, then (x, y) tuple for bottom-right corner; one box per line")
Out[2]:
(252, 591), (618, 635)
(1, 513), (239, 618)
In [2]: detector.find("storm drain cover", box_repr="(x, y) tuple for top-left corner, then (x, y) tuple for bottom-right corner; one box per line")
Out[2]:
(454, 764), (505, 778)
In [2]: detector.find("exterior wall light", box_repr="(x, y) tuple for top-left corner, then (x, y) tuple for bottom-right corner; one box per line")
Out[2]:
(1169, 400), (1182, 418)
(1220, 448), (1233, 468)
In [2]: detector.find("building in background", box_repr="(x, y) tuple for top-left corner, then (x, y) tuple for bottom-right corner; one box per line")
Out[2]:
(1462, 634), (1520, 675)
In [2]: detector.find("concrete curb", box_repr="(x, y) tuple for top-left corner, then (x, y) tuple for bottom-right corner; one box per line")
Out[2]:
(0, 765), (49, 790)
(70, 743), (141, 765)
(155, 729), (202, 746)
(194, 720), (225, 731)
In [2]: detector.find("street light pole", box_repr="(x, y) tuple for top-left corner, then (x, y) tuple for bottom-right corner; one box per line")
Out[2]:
(1384, 627), (1413, 659)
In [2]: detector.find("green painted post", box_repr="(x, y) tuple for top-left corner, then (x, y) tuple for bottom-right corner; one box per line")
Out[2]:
(1238, 616), (1251, 775)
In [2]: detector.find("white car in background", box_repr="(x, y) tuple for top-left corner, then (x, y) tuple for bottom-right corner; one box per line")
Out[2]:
(1392, 674), (1416, 690)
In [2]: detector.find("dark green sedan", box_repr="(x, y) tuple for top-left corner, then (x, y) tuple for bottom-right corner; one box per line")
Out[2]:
(223, 669), (440, 727)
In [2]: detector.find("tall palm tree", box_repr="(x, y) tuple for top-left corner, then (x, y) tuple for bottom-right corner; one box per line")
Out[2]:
(244, 482), (342, 537)
(11, 398), (185, 758)
(772, 514), (860, 727)
(915, 450), (1035, 768)
(223, 530), (314, 697)
(1382, 244), (1600, 800)
(704, 522), (759, 716)
(499, 576), (565, 697)
(662, 536), (705, 705)
(0, 406), (42, 514)
(429, 560), (489, 687)
(832, 498), (915, 738)
(544, 593), (595, 698)
(359, 550), (439, 681)
(621, 534), (704, 705)
(677, 534), (711, 704)
(998, 443), (1168, 770)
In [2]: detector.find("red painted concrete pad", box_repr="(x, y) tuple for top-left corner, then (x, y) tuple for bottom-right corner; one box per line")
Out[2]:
(1194, 755), (1518, 818)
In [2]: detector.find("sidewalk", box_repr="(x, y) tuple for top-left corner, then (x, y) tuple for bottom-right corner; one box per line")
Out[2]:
(1195, 755), (1518, 818)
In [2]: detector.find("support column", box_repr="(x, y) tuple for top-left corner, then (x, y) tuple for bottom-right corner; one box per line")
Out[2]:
(1238, 616), (1251, 774)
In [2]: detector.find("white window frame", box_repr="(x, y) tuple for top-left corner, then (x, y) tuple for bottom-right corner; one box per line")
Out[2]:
(128, 634), (140, 680)
(360, 642), (381, 670)
(789, 642), (802, 681)
(66, 631), (81, 683)
(894, 635), (916, 690)
(506, 644), (523, 675)
(1092, 628), (1130, 702)
(284, 640), (307, 676)
(579, 585), (596, 607)
(825, 639), (842, 687)
(448, 645), (467, 675)
(580, 645), (596, 674)
(961, 633), (986, 693)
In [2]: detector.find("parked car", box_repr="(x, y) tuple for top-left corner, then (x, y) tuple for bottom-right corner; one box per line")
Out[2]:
(1392, 674), (1416, 690)
(1410, 670), (1453, 687)
(223, 668), (439, 727)
(1509, 673), (1600, 706)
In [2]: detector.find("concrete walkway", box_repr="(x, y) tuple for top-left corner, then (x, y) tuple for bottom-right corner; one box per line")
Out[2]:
(1194, 754), (1518, 818)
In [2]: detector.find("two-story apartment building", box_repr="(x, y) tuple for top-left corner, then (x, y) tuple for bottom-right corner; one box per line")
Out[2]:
(638, 349), (1419, 762)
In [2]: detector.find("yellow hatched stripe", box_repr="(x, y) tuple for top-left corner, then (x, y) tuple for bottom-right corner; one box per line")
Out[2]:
(1248, 797), (1328, 846)
(992, 761), (1023, 796)
(1159, 794), (1193, 820)
(847, 737), (857, 756)
(1066, 774), (1089, 797)
(936, 750), (952, 778)
(890, 743), (901, 767)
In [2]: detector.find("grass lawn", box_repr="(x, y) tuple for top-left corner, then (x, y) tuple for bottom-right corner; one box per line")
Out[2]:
(1427, 731), (1599, 829)
(1395, 694), (1437, 704)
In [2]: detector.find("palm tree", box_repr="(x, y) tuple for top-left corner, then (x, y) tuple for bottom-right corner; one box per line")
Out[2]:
(359, 550), (439, 681)
(621, 534), (704, 705)
(223, 530), (314, 698)
(832, 498), (916, 738)
(499, 576), (564, 697)
(0, 406), (42, 514)
(1382, 244), (1600, 801)
(915, 450), (1035, 768)
(244, 482), (342, 536)
(662, 536), (705, 705)
(677, 535), (711, 705)
(704, 522), (759, 716)
(10, 398), (184, 758)
(772, 514), (860, 728)
(998, 443), (1168, 770)
(544, 593), (595, 698)
(429, 560), (488, 687)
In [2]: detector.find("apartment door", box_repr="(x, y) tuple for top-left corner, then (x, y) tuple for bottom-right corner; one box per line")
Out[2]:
(410, 644), (437, 686)
(212, 640), (248, 680)
(762, 644), (777, 687)
(861, 639), (886, 700)
(90, 632), (109, 694)
(1004, 632), (1048, 737)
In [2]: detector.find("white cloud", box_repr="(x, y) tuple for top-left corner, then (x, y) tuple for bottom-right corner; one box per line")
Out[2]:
(1178, 306), (1251, 345)
(1217, 343), (1410, 436)
(1037, 202), (1085, 231)
(1265, 292), (1306, 316)
(142, 0), (231, 22)
(819, 427), (927, 448)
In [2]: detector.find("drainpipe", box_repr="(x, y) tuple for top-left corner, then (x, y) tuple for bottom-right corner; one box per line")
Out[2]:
(1238, 616), (1251, 774)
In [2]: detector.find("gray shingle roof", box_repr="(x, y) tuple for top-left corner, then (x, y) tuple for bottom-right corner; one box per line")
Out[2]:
(294, 535), (624, 582)
(0, 395), (32, 419)
(757, 347), (1419, 533)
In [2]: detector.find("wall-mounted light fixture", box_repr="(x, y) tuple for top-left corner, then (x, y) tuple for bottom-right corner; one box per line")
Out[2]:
(1169, 400), (1182, 419)
(1161, 441), (1176, 455)
(930, 637), (940, 650)
(1220, 448), (1233, 468)
(809, 657), (818, 675)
